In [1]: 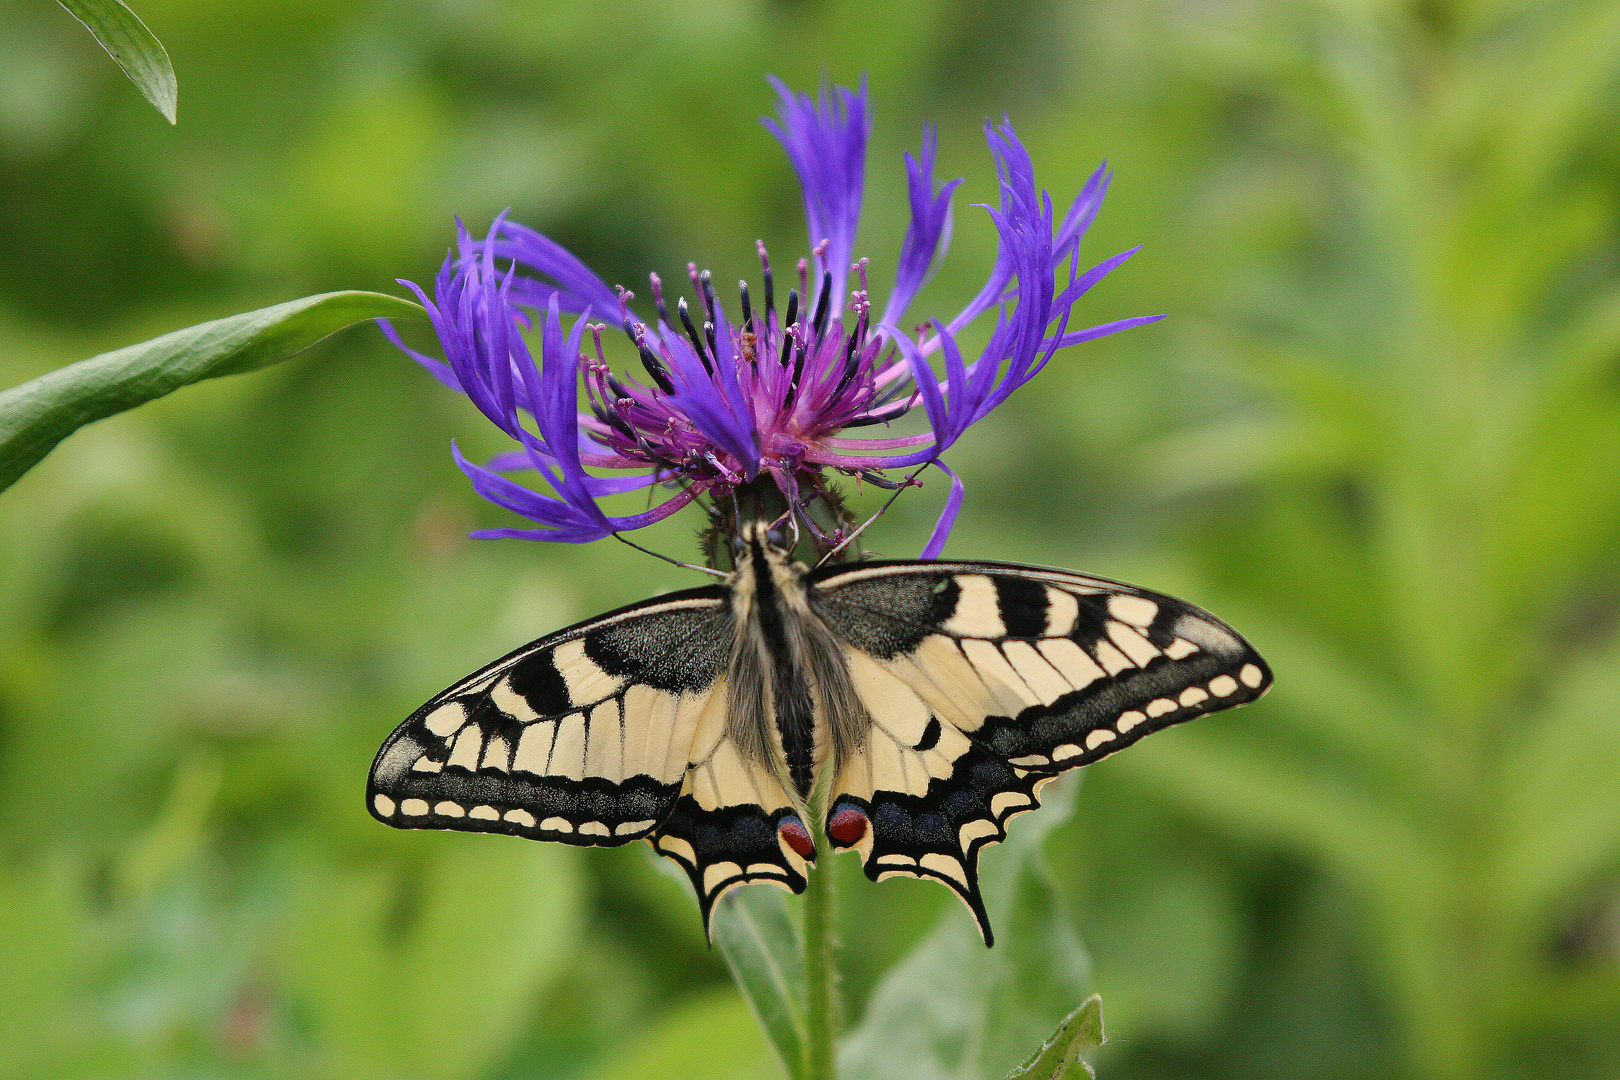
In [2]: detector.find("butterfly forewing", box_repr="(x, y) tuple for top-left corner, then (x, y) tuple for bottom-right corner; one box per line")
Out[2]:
(368, 582), (818, 923)
(807, 560), (1272, 943)
(368, 586), (733, 843)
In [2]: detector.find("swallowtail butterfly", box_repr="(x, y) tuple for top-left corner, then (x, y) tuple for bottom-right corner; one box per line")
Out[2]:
(368, 525), (1271, 944)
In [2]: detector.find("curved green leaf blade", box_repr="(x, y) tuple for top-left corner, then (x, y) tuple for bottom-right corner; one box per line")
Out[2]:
(840, 777), (1092, 1080)
(712, 885), (809, 1080)
(0, 290), (424, 494)
(1003, 995), (1104, 1080)
(57, 0), (178, 123)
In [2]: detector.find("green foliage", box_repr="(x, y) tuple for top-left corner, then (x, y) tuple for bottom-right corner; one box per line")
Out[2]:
(714, 884), (811, 1079)
(4, 0), (1620, 1077)
(1004, 996), (1104, 1080)
(56, 0), (176, 123)
(0, 291), (423, 493)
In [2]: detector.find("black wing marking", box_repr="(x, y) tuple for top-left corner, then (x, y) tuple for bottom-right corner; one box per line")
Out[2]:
(810, 560), (1272, 943)
(649, 714), (816, 936)
(368, 585), (731, 845)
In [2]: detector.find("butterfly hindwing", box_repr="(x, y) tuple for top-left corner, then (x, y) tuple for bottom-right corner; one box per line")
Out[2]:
(368, 585), (734, 844)
(810, 560), (1271, 942)
(650, 716), (815, 931)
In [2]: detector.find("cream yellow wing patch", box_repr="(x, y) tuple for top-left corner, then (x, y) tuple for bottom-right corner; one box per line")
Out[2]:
(368, 586), (732, 846)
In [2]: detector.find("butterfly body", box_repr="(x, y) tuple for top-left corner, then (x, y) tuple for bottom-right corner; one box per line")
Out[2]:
(369, 527), (1271, 944)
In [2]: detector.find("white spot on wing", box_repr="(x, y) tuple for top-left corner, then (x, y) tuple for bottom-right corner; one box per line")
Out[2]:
(504, 808), (535, 827)
(551, 638), (625, 705)
(434, 801), (465, 817)
(1092, 639), (1133, 676)
(703, 861), (744, 894)
(961, 638), (1041, 710)
(550, 713), (588, 780)
(1165, 637), (1199, 659)
(1109, 594), (1159, 626)
(541, 816), (574, 833)
(446, 727), (482, 772)
(1209, 674), (1238, 696)
(1146, 697), (1177, 718)
(1001, 641), (1072, 705)
(1240, 663), (1264, 688)
(411, 757), (443, 773)
(513, 721), (557, 775)
(1179, 686), (1209, 707)
(1038, 638), (1105, 690)
(373, 794), (395, 817)
(491, 679), (538, 721)
(990, 791), (1030, 818)
(1085, 729), (1116, 750)
(920, 852), (969, 887)
(400, 798), (429, 816)
(585, 699), (624, 781)
(469, 805), (499, 820)
(1052, 743), (1082, 761)
(1116, 710), (1146, 732)
(617, 819), (657, 836)
(1108, 622), (1161, 667)
(422, 701), (466, 738)
(942, 575), (1006, 638)
(656, 835), (696, 863)
(481, 736), (511, 772)
(1044, 587), (1079, 636)
(578, 821), (610, 837)
(959, 819), (999, 848)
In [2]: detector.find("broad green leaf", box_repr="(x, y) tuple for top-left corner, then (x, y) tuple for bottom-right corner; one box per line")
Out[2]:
(712, 884), (809, 1080)
(56, 0), (177, 123)
(840, 777), (1090, 1080)
(0, 291), (423, 494)
(1003, 995), (1104, 1080)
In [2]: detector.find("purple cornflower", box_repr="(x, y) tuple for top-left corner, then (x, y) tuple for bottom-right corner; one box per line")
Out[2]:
(381, 77), (1161, 557)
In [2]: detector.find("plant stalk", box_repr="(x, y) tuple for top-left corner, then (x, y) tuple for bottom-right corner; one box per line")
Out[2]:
(803, 854), (840, 1080)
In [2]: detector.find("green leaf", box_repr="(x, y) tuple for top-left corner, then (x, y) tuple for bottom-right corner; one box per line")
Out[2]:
(1003, 995), (1105, 1080)
(712, 884), (809, 1080)
(56, 0), (178, 123)
(840, 777), (1091, 1080)
(0, 290), (423, 495)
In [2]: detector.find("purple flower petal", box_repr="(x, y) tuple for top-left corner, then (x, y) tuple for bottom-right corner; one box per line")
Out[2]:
(764, 75), (869, 319)
(881, 124), (963, 331)
(918, 460), (965, 559)
(486, 217), (624, 326)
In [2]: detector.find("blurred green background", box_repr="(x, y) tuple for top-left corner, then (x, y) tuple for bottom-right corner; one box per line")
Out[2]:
(4, 0), (1620, 1077)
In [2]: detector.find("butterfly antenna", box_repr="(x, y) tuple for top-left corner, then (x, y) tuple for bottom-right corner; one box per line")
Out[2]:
(814, 462), (933, 568)
(614, 532), (730, 579)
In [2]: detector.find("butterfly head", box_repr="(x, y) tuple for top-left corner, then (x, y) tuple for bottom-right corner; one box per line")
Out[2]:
(731, 520), (799, 565)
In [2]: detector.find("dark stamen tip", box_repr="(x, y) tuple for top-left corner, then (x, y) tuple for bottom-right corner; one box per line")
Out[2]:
(811, 269), (834, 338)
(677, 297), (714, 375)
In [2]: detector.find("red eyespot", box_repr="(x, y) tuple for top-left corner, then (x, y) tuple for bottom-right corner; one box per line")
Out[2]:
(827, 805), (869, 846)
(777, 815), (816, 859)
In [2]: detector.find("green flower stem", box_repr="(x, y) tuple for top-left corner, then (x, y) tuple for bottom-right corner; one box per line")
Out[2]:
(803, 852), (839, 1080)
